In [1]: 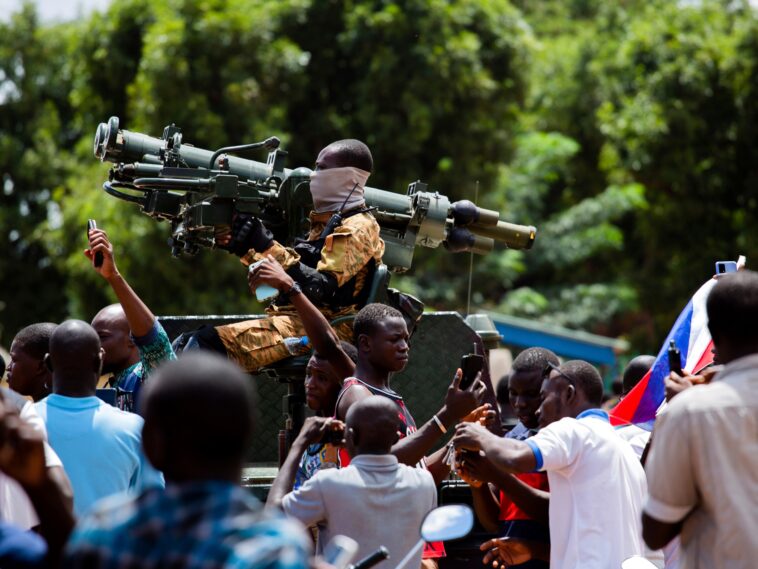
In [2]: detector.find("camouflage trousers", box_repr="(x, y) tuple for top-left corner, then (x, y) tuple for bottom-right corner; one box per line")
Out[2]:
(215, 306), (356, 372)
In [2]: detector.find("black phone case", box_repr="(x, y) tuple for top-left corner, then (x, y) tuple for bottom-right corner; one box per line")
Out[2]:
(459, 354), (484, 390)
(668, 343), (682, 376)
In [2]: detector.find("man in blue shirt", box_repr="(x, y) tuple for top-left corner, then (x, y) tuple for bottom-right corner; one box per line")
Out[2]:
(34, 320), (163, 517)
(86, 227), (175, 413)
(64, 352), (311, 569)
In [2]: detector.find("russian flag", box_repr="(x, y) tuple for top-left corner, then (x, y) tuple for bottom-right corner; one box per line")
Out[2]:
(610, 278), (717, 429)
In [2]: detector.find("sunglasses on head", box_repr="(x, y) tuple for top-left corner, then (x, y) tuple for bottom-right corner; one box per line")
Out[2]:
(542, 361), (577, 388)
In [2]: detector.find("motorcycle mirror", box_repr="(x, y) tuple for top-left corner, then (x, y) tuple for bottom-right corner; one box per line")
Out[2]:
(419, 505), (474, 542)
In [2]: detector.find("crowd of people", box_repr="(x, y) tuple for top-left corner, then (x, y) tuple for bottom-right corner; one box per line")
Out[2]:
(1, 138), (756, 569)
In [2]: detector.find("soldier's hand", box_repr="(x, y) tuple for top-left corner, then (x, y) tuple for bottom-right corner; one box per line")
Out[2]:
(84, 228), (118, 280)
(214, 224), (233, 248)
(248, 255), (295, 293)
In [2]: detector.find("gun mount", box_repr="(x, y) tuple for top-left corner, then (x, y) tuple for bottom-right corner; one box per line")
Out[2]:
(94, 116), (536, 270)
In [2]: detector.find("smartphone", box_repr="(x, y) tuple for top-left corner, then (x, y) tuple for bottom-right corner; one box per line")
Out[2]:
(668, 340), (682, 376)
(715, 261), (738, 276)
(322, 535), (359, 569)
(87, 219), (104, 268)
(459, 348), (484, 391)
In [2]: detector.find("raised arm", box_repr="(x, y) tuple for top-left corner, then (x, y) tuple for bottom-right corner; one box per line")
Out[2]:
(87, 228), (155, 337)
(250, 256), (356, 380)
(390, 371), (485, 468)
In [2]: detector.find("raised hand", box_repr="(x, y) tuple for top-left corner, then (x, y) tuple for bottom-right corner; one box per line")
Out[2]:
(444, 369), (487, 422)
(85, 228), (118, 280)
(248, 255), (295, 294)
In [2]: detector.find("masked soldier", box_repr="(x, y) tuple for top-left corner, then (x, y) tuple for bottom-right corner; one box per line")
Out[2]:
(187, 139), (384, 372)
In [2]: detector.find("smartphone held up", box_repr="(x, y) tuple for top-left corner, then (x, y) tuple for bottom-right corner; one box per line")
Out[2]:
(87, 219), (103, 268)
(459, 344), (484, 391)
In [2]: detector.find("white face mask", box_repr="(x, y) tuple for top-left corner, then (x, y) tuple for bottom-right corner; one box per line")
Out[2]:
(309, 167), (370, 213)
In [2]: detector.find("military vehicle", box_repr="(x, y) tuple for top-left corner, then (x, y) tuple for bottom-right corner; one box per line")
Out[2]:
(94, 117), (538, 566)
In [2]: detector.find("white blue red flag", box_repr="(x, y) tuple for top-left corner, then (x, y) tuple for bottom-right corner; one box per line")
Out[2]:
(610, 278), (717, 430)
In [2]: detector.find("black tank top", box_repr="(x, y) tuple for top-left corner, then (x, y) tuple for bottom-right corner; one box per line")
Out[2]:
(335, 377), (417, 436)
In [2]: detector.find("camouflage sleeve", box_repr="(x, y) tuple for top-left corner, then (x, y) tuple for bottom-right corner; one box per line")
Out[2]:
(316, 213), (385, 287)
(132, 320), (177, 381)
(240, 241), (301, 270)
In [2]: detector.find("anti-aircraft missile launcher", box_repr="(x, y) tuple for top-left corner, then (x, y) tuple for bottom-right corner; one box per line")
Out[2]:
(93, 116), (535, 270)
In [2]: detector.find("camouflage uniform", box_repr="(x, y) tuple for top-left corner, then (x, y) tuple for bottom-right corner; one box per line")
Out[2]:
(216, 209), (384, 372)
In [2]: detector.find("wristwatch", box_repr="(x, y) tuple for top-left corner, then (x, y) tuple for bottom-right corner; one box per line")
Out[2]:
(285, 282), (303, 296)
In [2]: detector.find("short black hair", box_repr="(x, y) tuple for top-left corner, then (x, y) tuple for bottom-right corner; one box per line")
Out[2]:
(49, 320), (101, 379)
(560, 360), (604, 406)
(707, 270), (758, 346)
(327, 139), (373, 173)
(346, 396), (400, 453)
(312, 341), (358, 368)
(13, 323), (57, 360)
(340, 341), (359, 364)
(141, 352), (256, 466)
(622, 355), (655, 395)
(512, 347), (560, 374)
(353, 303), (404, 345)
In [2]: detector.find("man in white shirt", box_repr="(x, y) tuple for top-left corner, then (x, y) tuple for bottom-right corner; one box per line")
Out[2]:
(642, 271), (758, 568)
(268, 396), (437, 568)
(454, 359), (646, 569)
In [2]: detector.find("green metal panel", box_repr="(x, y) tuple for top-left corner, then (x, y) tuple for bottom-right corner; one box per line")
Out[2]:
(159, 312), (482, 463)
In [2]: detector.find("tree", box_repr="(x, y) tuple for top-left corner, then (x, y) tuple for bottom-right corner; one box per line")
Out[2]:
(6, 0), (532, 336)
(0, 4), (74, 342)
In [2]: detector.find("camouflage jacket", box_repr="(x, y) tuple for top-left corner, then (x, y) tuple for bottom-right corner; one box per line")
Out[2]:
(241, 209), (385, 307)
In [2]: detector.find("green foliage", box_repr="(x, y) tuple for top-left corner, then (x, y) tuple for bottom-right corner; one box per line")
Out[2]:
(2, 0), (758, 355)
(481, 132), (645, 331)
(0, 0), (531, 344)
(0, 4), (75, 341)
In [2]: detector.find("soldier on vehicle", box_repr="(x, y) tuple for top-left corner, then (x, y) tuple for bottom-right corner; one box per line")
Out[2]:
(187, 139), (385, 372)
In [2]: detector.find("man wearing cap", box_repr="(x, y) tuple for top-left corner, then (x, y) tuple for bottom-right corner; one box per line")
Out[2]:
(188, 139), (384, 372)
